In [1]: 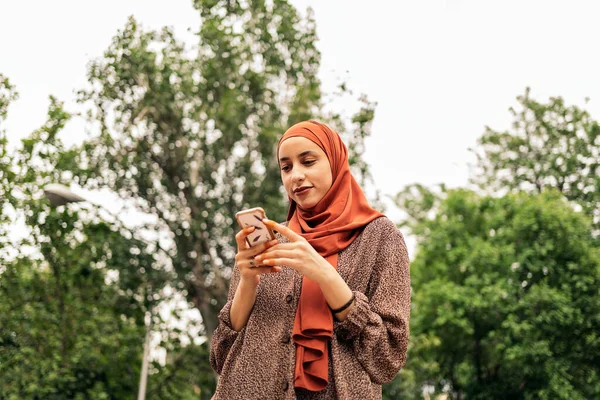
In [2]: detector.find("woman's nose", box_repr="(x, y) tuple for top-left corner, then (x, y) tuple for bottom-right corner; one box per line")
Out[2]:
(291, 167), (305, 183)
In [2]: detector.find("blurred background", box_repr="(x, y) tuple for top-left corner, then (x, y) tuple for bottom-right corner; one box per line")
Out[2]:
(1, 0), (599, 398)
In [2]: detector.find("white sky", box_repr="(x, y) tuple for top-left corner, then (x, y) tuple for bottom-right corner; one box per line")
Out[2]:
(2, 0), (600, 249)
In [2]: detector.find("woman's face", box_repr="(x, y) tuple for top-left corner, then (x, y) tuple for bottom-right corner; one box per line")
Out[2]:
(278, 136), (333, 210)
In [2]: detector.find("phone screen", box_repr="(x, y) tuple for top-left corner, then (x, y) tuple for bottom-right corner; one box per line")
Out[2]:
(236, 209), (273, 247)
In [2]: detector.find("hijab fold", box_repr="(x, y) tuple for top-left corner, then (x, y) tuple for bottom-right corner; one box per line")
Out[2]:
(279, 120), (383, 391)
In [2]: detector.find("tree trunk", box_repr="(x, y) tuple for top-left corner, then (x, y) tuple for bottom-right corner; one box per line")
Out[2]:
(193, 289), (221, 344)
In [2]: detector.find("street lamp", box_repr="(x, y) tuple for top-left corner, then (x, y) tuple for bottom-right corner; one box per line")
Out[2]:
(43, 183), (86, 206)
(43, 183), (152, 400)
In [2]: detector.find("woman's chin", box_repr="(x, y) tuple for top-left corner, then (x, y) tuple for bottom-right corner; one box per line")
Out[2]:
(296, 199), (317, 210)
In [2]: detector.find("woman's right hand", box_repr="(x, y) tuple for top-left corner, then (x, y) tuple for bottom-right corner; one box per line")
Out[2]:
(235, 226), (280, 285)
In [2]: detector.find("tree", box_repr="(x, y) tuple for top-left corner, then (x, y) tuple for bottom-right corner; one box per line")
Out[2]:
(74, 0), (377, 340)
(471, 88), (600, 232)
(0, 87), (216, 398)
(0, 95), (146, 398)
(393, 188), (600, 399)
(0, 74), (18, 253)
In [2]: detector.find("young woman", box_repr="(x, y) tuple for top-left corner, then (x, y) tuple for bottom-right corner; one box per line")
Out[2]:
(210, 120), (410, 399)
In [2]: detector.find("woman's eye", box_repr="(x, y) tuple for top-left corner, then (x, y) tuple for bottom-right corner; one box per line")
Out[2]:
(281, 165), (290, 172)
(303, 160), (316, 166)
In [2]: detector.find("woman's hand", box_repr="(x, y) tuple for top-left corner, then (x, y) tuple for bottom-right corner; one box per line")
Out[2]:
(235, 226), (280, 285)
(254, 219), (334, 284)
(256, 219), (356, 321)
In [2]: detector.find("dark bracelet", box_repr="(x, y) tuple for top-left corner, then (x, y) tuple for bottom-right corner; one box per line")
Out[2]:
(330, 292), (356, 314)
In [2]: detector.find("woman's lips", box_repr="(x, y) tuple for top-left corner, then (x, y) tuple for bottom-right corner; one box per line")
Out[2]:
(294, 187), (311, 196)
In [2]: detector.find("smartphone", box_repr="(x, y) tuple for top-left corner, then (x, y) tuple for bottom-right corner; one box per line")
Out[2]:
(235, 207), (276, 248)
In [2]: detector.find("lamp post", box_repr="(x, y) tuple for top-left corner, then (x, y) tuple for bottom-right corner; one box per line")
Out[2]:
(43, 183), (152, 400)
(43, 183), (86, 206)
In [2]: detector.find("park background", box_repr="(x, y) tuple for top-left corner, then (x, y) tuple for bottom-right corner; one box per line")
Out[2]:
(1, 0), (599, 398)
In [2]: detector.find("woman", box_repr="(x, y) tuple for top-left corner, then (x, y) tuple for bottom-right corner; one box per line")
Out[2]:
(210, 120), (410, 399)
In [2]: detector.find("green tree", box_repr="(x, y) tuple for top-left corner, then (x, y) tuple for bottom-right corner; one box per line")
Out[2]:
(0, 74), (18, 251)
(0, 95), (146, 398)
(74, 0), (377, 340)
(393, 188), (600, 399)
(145, 342), (215, 399)
(0, 88), (215, 398)
(471, 88), (600, 231)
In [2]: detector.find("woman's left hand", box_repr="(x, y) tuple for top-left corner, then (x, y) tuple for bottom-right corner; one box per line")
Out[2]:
(254, 219), (334, 283)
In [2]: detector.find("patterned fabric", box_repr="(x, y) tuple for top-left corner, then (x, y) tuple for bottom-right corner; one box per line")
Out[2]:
(209, 217), (411, 399)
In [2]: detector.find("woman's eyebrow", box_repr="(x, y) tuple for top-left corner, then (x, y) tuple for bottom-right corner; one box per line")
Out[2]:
(279, 150), (318, 162)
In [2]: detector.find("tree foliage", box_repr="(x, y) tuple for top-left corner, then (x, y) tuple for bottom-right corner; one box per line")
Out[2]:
(0, 89), (216, 399)
(394, 188), (600, 399)
(0, 95), (144, 398)
(390, 91), (600, 398)
(471, 88), (600, 232)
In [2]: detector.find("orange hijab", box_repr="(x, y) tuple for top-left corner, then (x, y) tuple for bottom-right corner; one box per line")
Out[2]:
(278, 120), (384, 391)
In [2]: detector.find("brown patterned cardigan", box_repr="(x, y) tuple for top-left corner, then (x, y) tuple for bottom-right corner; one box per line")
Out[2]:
(209, 216), (411, 399)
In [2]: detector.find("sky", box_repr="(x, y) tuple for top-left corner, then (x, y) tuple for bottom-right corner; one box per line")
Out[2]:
(2, 0), (600, 248)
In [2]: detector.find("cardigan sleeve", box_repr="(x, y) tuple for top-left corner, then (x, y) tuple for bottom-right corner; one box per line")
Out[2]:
(209, 223), (290, 375)
(334, 221), (411, 384)
(209, 263), (242, 374)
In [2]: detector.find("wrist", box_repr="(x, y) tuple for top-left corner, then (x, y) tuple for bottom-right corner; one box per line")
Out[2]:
(240, 275), (260, 289)
(317, 259), (338, 286)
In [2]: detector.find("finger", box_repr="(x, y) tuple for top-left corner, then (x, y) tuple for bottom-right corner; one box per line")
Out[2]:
(237, 258), (266, 269)
(260, 242), (297, 251)
(235, 226), (256, 249)
(255, 248), (296, 263)
(237, 240), (278, 261)
(261, 257), (296, 267)
(247, 266), (282, 274)
(262, 219), (303, 242)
